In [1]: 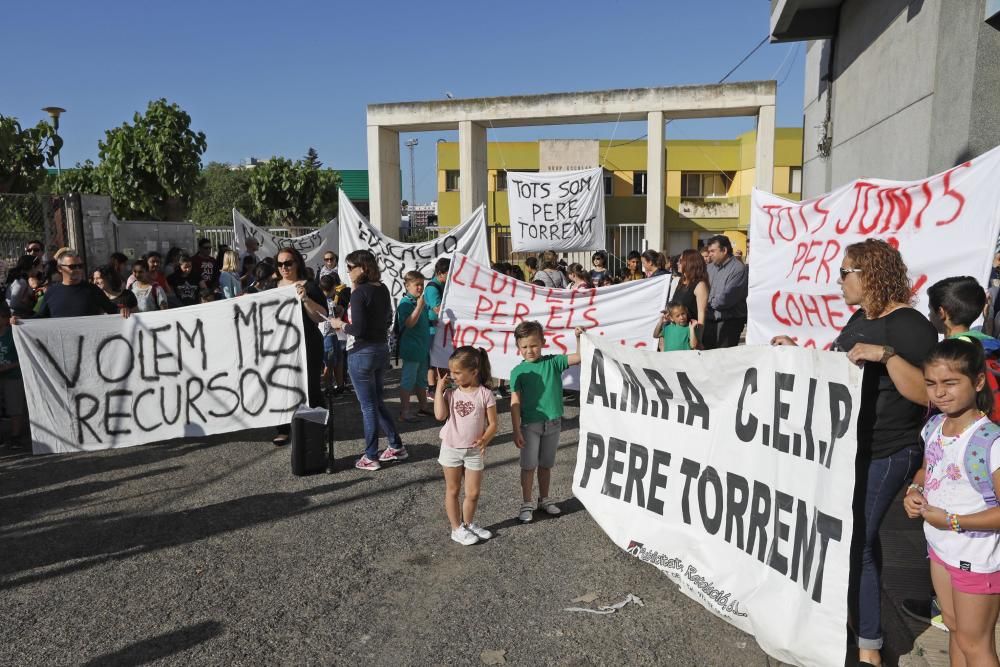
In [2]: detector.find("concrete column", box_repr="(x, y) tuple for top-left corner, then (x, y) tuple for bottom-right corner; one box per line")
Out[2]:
(366, 125), (401, 237)
(459, 121), (488, 221)
(754, 104), (776, 193)
(645, 111), (665, 252)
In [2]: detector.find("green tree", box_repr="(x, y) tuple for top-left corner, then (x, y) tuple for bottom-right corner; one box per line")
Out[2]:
(59, 160), (106, 195)
(98, 98), (207, 220)
(189, 162), (253, 227)
(0, 115), (63, 193)
(248, 153), (340, 226)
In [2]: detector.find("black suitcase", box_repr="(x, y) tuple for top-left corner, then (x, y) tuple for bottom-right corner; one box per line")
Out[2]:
(290, 408), (328, 476)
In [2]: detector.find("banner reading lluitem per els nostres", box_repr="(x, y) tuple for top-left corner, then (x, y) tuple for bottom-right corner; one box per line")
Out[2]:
(574, 335), (861, 667)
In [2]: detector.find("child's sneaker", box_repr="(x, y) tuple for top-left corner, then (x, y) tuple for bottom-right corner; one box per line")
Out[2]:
(355, 455), (381, 471)
(466, 522), (493, 540)
(518, 502), (535, 523)
(451, 525), (479, 546)
(379, 446), (409, 462)
(539, 497), (561, 515)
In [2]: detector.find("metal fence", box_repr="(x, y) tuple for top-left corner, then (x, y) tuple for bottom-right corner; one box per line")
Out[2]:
(0, 193), (58, 287)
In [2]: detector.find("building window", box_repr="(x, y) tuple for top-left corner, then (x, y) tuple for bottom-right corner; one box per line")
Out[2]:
(681, 172), (728, 198)
(604, 171), (613, 196)
(789, 167), (802, 194)
(445, 170), (460, 192)
(633, 171), (647, 196)
(495, 171), (507, 192)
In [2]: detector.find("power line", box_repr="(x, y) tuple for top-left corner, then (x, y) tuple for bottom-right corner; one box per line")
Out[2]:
(604, 34), (774, 151)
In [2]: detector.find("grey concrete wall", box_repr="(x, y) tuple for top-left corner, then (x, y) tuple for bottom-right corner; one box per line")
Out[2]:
(802, 0), (1000, 198)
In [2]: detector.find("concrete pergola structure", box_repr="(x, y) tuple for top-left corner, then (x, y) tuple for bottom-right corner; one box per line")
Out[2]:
(366, 81), (776, 250)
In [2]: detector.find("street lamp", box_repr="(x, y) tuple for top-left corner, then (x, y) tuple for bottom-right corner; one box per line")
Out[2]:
(41, 106), (66, 189)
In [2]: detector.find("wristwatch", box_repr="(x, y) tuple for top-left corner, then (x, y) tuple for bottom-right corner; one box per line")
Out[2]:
(880, 345), (896, 364)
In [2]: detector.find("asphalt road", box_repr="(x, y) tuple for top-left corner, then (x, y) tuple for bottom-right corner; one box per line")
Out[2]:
(1, 370), (773, 666)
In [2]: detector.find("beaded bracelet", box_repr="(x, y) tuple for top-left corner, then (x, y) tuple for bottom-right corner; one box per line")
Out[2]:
(948, 513), (963, 532)
(907, 483), (924, 495)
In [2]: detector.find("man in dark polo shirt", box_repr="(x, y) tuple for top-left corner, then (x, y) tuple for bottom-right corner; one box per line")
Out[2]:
(28, 251), (128, 320)
(703, 234), (748, 349)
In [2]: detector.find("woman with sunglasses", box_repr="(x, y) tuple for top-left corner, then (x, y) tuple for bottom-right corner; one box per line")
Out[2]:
(273, 248), (328, 446)
(319, 252), (338, 280)
(329, 249), (405, 470)
(772, 239), (937, 667)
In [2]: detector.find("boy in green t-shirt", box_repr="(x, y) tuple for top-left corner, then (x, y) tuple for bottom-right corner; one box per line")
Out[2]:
(396, 271), (432, 421)
(653, 302), (700, 351)
(510, 320), (584, 523)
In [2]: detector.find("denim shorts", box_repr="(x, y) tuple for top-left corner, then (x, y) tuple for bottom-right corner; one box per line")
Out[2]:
(438, 446), (484, 471)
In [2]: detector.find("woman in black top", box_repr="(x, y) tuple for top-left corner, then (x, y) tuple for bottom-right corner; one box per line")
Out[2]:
(273, 247), (327, 446)
(773, 239), (937, 666)
(672, 249), (710, 325)
(329, 249), (405, 470)
(93, 265), (138, 312)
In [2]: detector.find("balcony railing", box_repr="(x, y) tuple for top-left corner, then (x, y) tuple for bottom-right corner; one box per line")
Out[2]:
(678, 197), (739, 219)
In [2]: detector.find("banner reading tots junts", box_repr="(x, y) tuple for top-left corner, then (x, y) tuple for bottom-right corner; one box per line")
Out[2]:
(748, 144), (1000, 349)
(431, 254), (671, 389)
(337, 190), (490, 302)
(14, 287), (308, 455)
(233, 209), (339, 277)
(506, 168), (606, 252)
(573, 336), (861, 667)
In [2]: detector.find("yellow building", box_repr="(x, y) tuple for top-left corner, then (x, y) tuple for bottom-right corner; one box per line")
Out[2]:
(436, 128), (802, 260)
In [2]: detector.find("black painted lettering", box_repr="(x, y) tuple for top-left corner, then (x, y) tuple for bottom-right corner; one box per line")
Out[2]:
(746, 481), (772, 563)
(580, 432), (605, 488)
(601, 436), (626, 500)
(586, 349), (609, 407)
(772, 372), (794, 453)
(697, 466), (723, 535)
(103, 389), (133, 436)
(647, 449), (671, 516)
(74, 393), (101, 444)
(724, 472), (749, 549)
(623, 442), (648, 507)
(768, 491), (794, 575)
(679, 458), (701, 525)
(207, 372), (241, 418)
(735, 368), (758, 442)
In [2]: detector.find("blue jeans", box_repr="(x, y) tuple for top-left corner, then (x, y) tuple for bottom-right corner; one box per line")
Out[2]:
(347, 345), (402, 460)
(856, 443), (923, 650)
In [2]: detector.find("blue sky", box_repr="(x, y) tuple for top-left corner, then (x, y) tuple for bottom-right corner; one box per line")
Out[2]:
(5, 1), (804, 204)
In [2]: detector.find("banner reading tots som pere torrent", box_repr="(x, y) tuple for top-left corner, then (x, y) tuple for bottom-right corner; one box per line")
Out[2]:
(14, 287), (308, 454)
(747, 143), (1000, 349)
(574, 335), (861, 667)
(506, 167), (606, 252)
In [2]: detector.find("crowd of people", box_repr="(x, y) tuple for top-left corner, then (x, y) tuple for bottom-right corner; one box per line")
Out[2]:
(6, 230), (1000, 665)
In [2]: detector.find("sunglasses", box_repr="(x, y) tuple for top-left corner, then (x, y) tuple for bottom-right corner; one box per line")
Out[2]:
(276, 260), (296, 269)
(60, 263), (84, 270)
(839, 267), (862, 279)
(324, 257), (336, 262)
(26, 247), (43, 253)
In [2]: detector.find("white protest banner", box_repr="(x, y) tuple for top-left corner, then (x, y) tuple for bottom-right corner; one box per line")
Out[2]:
(14, 287), (308, 454)
(337, 190), (490, 302)
(431, 253), (671, 388)
(748, 145), (1000, 348)
(507, 167), (606, 252)
(232, 209), (339, 276)
(574, 336), (861, 666)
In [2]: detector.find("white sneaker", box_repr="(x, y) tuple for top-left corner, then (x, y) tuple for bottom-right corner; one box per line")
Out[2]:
(466, 522), (493, 540)
(539, 497), (561, 515)
(518, 502), (535, 523)
(451, 525), (479, 546)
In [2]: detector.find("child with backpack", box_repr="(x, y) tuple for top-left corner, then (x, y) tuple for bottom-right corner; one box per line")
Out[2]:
(905, 338), (1000, 666)
(434, 346), (498, 546)
(928, 276), (1000, 418)
(396, 271), (432, 421)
